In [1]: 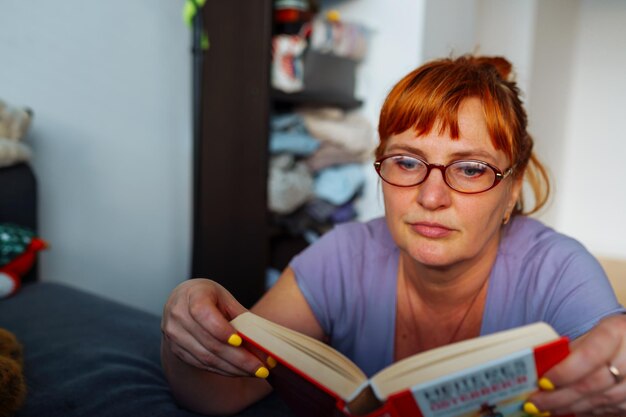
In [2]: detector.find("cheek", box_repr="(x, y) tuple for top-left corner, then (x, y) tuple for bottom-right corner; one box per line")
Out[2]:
(463, 191), (510, 230)
(382, 185), (413, 215)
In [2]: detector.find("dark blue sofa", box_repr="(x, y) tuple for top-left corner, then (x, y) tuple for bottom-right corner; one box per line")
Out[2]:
(0, 163), (293, 417)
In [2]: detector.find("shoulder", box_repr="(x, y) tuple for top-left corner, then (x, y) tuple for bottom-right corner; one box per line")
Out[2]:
(499, 216), (590, 263)
(496, 216), (602, 287)
(489, 216), (621, 339)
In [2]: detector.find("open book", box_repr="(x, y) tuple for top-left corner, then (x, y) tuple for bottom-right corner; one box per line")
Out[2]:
(231, 312), (570, 417)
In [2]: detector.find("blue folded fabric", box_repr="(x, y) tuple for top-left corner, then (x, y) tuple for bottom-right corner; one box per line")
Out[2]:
(269, 131), (320, 156)
(313, 164), (364, 206)
(270, 113), (303, 131)
(270, 113), (320, 156)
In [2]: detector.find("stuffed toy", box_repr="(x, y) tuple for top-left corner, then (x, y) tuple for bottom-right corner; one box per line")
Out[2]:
(0, 224), (47, 298)
(0, 99), (33, 168)
(0, 327), (26, 417)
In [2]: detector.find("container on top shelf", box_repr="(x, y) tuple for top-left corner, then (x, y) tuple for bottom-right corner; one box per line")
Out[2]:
(271, 7), (371, 109)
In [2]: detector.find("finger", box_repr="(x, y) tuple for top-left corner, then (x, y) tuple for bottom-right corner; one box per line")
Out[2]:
(531, 361), (626, 413)
(574, 410), (624, 417)
(530, 319), (626, 413)
(213, 282), (249, 319)
(165, 279), (246, 349)
(555, 360), (626, 415)
(565, 383), (626, 415)
(163, 324), (238, 373)
(166, 336), (252, 377)
(173, 311), (267, 377)
(163, 279), (269, 377)
(544, 323), (621, 387)
(163, 295), (263, 376)
(532, 362), (624, 411)
(186, 282), (247, 344)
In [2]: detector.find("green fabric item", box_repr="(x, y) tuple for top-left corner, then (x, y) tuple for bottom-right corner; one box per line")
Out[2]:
(0, 223), (34, 266)
(182, 0), (207, 26)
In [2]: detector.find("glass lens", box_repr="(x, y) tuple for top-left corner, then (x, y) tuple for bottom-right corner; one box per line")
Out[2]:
(446, 161), (496, 192)
(380, 155), (427, 186)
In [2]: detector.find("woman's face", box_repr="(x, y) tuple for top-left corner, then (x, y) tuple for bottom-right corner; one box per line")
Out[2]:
(381, 98), (522, 269)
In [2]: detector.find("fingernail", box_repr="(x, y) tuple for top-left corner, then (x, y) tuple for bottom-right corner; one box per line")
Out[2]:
(255, 366), (269, 379)
(266, 356), (277, 369)
(523, 402), (550, 416)
(538, 377), (555, 391)
(227, 334), (242, 347)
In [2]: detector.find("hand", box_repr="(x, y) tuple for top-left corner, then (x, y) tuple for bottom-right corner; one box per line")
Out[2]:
(161, 278), (268, 378)
(528, 315), (626, 416)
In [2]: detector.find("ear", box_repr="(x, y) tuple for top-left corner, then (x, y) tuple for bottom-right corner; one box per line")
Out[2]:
(507, 175), (524, 215)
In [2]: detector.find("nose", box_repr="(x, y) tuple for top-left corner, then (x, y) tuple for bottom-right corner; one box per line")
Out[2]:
(416, 165), (452, 210)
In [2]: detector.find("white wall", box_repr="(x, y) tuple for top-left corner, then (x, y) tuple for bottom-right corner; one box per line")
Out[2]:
(558, 0), (626, 258)
(526, 0), (579, 226)
(422, 0), (477, 61)
(0, 1), (192, 315)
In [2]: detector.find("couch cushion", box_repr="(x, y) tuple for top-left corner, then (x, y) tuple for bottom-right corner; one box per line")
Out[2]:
(0, 282), (293, 417)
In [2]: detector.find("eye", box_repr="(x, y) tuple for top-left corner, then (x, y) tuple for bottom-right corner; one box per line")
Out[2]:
(452, 161), (489, 178)
(392, 156), (423, 171)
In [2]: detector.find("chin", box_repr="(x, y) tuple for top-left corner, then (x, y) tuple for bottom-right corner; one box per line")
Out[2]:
(406, 244), (459, 269)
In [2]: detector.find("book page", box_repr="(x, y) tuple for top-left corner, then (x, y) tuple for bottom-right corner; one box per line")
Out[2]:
(370, 322), (558, 400)
(231, 312), (367, 399)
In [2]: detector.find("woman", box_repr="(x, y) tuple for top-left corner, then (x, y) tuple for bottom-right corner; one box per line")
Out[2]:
(161, 55), (626, 416)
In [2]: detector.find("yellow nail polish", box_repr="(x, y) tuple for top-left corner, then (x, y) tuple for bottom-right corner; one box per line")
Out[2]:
(255, 366), (269, 379)
(266, 356), (277, 369)
(538, 377), (555, 391)
(227, 334), (242, 347)
(523, 402), (550, 416)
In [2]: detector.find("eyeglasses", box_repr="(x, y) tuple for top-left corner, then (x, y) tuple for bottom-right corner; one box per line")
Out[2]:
(374, 154), (513, 194)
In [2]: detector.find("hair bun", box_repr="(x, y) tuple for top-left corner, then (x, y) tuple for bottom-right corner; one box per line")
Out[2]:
(476, 56), (513, 80)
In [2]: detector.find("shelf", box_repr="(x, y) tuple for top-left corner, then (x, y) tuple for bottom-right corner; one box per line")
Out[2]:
(271, 89), (363, 110)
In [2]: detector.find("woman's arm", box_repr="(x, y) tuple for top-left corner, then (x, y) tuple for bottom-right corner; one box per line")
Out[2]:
(161, 268), (324, 415)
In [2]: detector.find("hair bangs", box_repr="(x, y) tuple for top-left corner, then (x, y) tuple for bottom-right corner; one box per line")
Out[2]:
(377, 59), (519, 163)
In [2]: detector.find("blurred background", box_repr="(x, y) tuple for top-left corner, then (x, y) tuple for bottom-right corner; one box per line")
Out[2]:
(1, 0), (624, 315)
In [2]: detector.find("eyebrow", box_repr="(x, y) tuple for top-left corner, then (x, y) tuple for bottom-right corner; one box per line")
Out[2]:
(385, 144), (498, 163)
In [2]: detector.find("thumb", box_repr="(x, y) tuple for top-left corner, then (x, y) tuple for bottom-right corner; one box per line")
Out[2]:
(217, 287), (249, 320)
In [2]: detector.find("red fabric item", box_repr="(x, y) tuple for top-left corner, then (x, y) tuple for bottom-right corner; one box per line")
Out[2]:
(0, 237), (47, 298)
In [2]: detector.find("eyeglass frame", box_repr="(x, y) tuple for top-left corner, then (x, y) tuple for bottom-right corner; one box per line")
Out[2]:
(373, 154), (515, 194)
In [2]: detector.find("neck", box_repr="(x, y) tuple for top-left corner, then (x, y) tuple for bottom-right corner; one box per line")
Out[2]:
(399, 232), (500, 310)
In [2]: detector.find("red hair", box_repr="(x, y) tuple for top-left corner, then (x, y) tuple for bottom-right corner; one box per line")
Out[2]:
(377, 55), (549, 215)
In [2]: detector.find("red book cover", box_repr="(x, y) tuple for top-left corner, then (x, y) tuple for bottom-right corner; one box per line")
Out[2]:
(239, 334), (569, 417)
(384, 337), (570, 417)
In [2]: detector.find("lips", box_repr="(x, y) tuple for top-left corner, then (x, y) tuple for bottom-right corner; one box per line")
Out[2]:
(409, 222), (454, 238)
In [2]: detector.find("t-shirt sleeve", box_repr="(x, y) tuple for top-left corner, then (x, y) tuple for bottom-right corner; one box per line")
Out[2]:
(540, 246), (625, 340)
(288, 226), (347, 338)
(485, 219), (625, 342)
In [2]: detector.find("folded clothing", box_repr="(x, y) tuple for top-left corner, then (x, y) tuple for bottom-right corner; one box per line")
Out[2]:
(268, 154), (314, 214)
(313, 163), (364, 206)
(270, 113), (320, 157)
(305, 141), (369, 172)
(299, 107), (375, 155)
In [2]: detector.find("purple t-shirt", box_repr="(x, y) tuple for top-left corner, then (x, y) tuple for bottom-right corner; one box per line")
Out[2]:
(290, 216), (624, 377)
